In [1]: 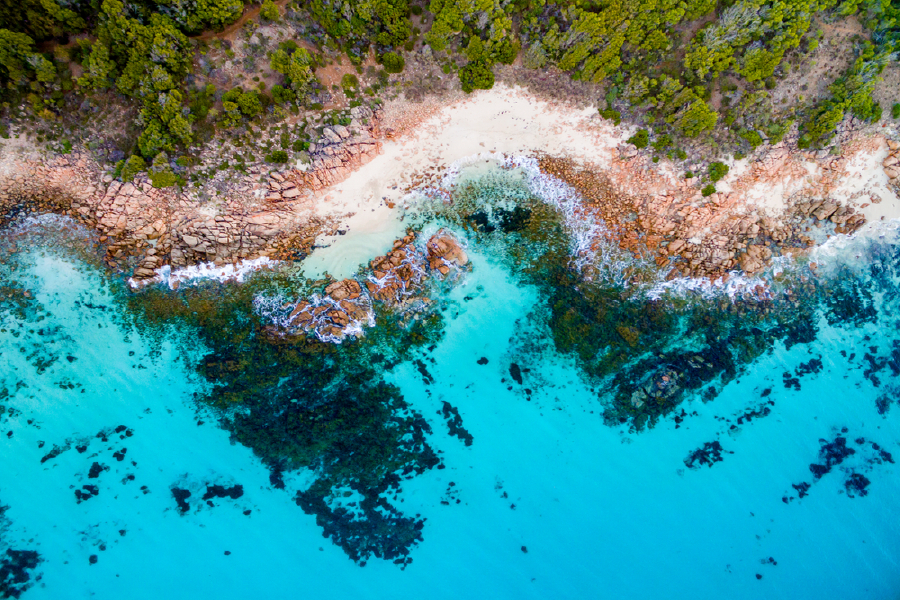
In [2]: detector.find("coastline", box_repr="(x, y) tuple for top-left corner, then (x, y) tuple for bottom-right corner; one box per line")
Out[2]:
(1, 84), (899, 286)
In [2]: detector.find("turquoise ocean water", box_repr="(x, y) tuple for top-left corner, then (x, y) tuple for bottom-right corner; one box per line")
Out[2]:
(1, 160), (899, 599)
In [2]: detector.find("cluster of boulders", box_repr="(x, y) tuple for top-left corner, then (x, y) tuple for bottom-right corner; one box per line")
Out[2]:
(286, 279), (373, 342)
(537, 135), (899, 280)
(267, 105), (383, 200)
(0, 153), (344, 283)
(426, 232), (470, 275)
(629, 367), (681, 410)
(885, 140), (900, 186)
(281, 230), (469, 341)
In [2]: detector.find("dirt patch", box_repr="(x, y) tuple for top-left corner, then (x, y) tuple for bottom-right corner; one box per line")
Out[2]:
(770, 16), (867, 108)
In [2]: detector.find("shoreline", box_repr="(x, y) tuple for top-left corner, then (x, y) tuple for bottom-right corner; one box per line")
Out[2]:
(1, 84), (899, 286)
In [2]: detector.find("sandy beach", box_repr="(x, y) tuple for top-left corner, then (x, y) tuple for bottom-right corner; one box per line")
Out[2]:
(2, 84), (900, 285)
(304, 85), (900, 281)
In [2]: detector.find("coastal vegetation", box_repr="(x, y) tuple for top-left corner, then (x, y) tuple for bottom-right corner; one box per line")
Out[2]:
(0, 0), (897, 185)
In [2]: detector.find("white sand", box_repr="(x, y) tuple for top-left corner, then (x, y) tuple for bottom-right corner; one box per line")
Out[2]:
(320, 85), (624, 216)
(831, 139), (900, 223)
(303, 85), (629, 279)
(300, 85), (900, 279)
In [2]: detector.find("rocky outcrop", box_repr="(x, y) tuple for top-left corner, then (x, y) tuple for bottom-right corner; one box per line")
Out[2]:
(265, 105), (383, 201)
(286, 278), (373, 342)
(0, 153), (336, 283)
(536, 136), (894, 280)
(426, 232), (469, 275)
(278, 230), (469, 342)
(0, 106), (392, 282)
(885, 140), (900, 187)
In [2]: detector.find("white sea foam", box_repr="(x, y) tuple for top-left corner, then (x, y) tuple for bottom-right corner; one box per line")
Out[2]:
(128, 256), (278, 289)
(253, 288), (376, 344)
(11, 212), (81, 231)
(646, 219), (900, 301)
(644, 271), (776, 302)
(808, 217), (900, 273)
(426, 152), (652, 287)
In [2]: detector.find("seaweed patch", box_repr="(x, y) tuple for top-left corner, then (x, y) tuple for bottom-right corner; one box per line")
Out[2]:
(782, 430), (895, 502)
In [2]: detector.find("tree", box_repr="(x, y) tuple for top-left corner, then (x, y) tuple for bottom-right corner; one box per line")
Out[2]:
(669, 99), (718, 137)
(425, 0), (464, 51)
(493, 36), (519, 65)
(77, 41), (115, 90)
(0, 29), (41, 86)
(381, 51), (404, 73)
(236, 89), (262, 116)
(740, 48), (781, 82)
(459, 60), (493, 93)
(0, 0), (84, 41)
(260, 0), (280, 20)
(153, 0), (245, 34)
(271, 47), (317, 98)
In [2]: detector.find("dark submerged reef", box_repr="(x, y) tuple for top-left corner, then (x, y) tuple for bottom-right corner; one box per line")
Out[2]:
(0, 549), (41, 600)
(783, 431), (895, 503)
(2, 212), (452, 567)
(426, 163), (900, 431)
(126, 260), (447, 566)
(0, 502), (41, 600)
(7, 161), (900, 570)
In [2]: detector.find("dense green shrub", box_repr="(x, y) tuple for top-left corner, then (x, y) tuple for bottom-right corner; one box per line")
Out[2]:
(119, 154), (146, 182)
(708, 162), (729, 182)
(701, 184), (716, 197)
(651, 134), (673, 151)
(266, 150), (289, 163)
(599, 108), (622, 125)
(260, 0), (280, 21)
(739, 129), (764, 148)
(149, 169), (179, 188)
(381, 51), (405, 73)
(627, 129), (649, 149)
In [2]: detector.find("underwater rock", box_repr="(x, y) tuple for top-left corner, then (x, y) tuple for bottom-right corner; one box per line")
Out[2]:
(441, 401), (473, 446)
(202, 485), (244, 501)
(74, 485), (99, 503)
(171, 487), (192, 513)
(509, 363), (523, 385)
(87, 462), (107, 479)
(425, 233), (468, 276)
(0, 549), (40, 598)
(785, 431), (894, 502)
(615, 325), (640, 347)
(845, 472), (870, 498)
(810, 436), (855, 480)
(684, 440), (732, 469)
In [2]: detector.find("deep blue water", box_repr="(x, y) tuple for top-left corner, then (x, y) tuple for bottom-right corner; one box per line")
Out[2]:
(1, 163), (899, 599)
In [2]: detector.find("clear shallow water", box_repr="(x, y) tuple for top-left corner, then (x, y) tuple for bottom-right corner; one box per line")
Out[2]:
(1, 167), (900, 599)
